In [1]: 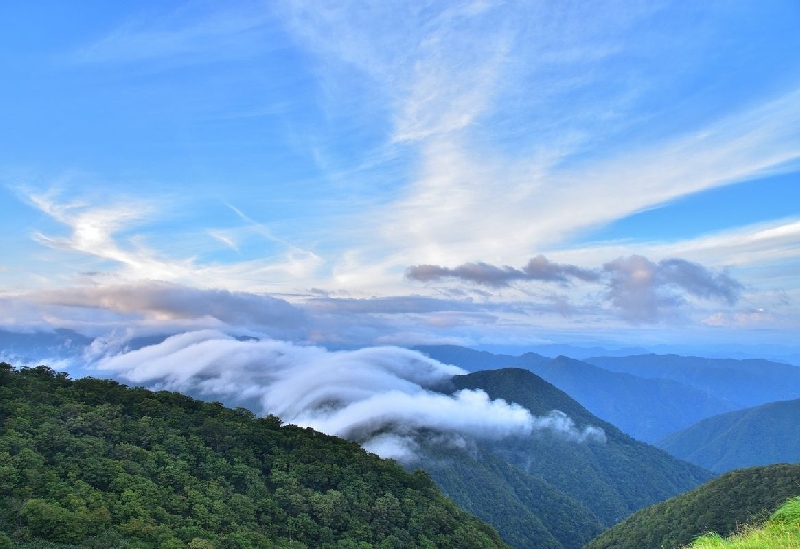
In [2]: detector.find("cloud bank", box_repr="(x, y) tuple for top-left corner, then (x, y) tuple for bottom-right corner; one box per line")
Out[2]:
(603, 255), (743, 322)
(407, 255), (600, 287)
(408, 254), (743, 322)
(94, 330), (604, 461)
(35, 282), (307, 335)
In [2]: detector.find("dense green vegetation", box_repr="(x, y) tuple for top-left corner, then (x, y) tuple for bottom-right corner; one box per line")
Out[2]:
(420, 438), (604, 549)
(415, 368), (712, 549)
(688, 496), (800, 549)
(584, 464), (800, 549)
(0, 363), (510, 549)
(657, 399), (800, 473)
(453, 369), (712, 519)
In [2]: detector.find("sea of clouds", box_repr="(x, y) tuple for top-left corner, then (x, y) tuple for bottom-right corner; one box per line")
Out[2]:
(90, 329), (604, 461)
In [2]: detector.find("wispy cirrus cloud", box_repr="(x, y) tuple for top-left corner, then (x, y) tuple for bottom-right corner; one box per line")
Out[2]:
(275, 1), (800, 286)
(5, 1), (800, 350)
(24, 189), (174, 275)
(376, 85), (800, 270)
(70, 3), (278, 65)
(18, 188), (323, 292)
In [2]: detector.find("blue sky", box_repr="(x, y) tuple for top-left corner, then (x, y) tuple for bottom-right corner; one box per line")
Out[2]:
(2, 0), (800, 354)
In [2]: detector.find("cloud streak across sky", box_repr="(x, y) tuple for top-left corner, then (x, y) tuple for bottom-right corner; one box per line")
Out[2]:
(407, 254), (743, 323)
(1, 1), (800, 351)
(407, 255), (600, 287)
(93, 330), (605, 461)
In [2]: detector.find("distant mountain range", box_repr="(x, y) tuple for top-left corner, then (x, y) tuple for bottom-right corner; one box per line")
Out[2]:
(518, 355), (739, 443)
(419, 367), (712, 549)
(585, 463), (800, 549)
(0, 328), (92, 364)
(416, 345), (800, 444)
(585, 354), (800, 408)
(5, 335), (799, 549)
(656, 398), (800, 473)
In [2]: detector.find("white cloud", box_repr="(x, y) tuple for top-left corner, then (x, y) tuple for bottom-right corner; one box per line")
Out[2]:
(373, 87), (800, 272)
(278, 1), (800, 297)
(92, 330), (604, 460)
(19, 188), (324, 293)
(7, 2), (800, 348)
(551, 217), (800, 286)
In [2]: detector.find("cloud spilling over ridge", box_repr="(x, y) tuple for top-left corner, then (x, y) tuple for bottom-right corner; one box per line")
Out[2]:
(93, 330), (604, 461)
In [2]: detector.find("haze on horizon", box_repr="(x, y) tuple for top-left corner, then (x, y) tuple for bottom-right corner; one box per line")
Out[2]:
(1, 1), (800, 357)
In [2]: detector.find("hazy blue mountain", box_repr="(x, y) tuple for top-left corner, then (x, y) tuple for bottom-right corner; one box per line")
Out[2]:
(521, 344), (650, 360)
(417, 346), (738, 442)
(656, 398), (800, 473)
(584, 463), (800, 549)
(520, 356), (739, 443)
(586, 354), (800, 408)
(413, 344), (544, 371)
(0, 329), (174, 368)
(0, 328), (92, 364)
(418, 368), (713, 549)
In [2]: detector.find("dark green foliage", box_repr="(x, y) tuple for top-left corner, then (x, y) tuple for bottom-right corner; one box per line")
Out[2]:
(657, 398), (800, 473)
(0, 363), (510, 549)
(420, 439), (604, 549)
(455, 369), (712, 518)
(419, 368), (713, 549)
(584, 463), (800, 549)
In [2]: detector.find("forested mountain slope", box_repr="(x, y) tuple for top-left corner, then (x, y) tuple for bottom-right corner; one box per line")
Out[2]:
(657, 398), (800, 473)
(419, 445), (604, 549)
(584, 463), (800, 549)
(417, 368), (713, 549)
(0, 363), (510, 549)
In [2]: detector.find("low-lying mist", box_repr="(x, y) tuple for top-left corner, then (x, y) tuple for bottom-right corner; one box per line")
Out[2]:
(91, 330), (604, 461)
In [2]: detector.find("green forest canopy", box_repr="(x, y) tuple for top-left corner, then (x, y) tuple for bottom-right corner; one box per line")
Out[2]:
(0, 363), (510, 549)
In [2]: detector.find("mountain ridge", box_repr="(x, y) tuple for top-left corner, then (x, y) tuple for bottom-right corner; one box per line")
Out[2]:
(584, 463), (800, 549)
(586, 354), (800, 408)
(0, 363), (511, 549)
(416, 367), (713, 549)
(416, 346), (740, 442)
(656, 398), (800, 473)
